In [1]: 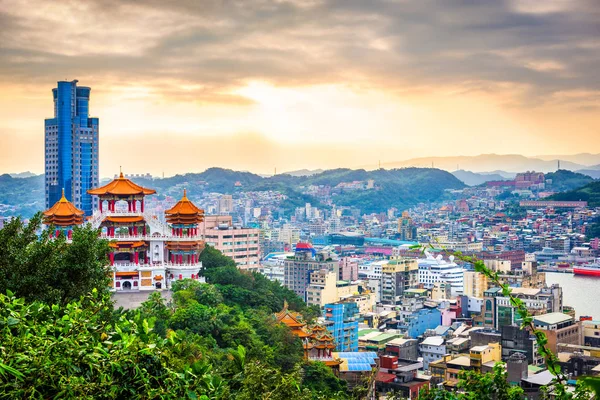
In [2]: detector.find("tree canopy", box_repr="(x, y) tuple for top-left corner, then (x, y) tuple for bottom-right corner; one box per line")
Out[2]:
(0, 213), (110, 304)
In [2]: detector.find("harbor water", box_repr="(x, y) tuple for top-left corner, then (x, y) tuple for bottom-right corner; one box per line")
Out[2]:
(545, 272), (600, 320)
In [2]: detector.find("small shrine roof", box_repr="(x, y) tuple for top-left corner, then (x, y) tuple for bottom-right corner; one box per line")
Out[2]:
(43, 189), (84, 225)
(165, 189), (204, 216)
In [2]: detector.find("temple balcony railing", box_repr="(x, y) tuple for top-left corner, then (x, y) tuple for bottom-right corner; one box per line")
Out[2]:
(111, 261), (204, 270)
(100, 233), (205, 241)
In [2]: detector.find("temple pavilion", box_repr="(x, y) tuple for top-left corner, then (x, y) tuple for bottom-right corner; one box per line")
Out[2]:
(275, 302), (342, 368)
(43, 189), (85, 239)
(45, 171), (209, 291)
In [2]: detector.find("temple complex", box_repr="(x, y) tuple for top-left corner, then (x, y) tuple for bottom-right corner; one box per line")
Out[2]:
(275, 302), (342, 368)
(41, 172), (207, 292)
(83, 172), (206, 291)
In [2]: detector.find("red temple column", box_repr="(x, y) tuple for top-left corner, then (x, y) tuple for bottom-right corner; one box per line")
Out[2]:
(109, 252), (114, 266)
(143, 226), (146, 236)
(179, 254), (183, 264)
(133, 226), (138, 236)
(172, 228), (175, 235)
(99, 201), (103, 213)
(68, 230), (72, 240)
(132, 200), (137, 212)
(134, 252), (139, 265)
(141, 199), (144, 212)
(128, 201), (132, 212)
(170, 253), (175, 263)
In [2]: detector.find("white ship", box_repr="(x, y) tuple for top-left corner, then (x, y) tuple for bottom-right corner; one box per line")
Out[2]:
(417, 251), (465, 296)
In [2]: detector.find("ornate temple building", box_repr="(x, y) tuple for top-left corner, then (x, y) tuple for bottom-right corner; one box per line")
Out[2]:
(275, 302), (342, 368)
(42, 172), (206, 292)
(43, 189), (85, 239)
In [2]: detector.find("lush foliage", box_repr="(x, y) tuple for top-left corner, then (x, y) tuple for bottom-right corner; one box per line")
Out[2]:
(0, 213), (110, 304)
(544, 169), (594, 192)
(547, 180), (600, 207)
(0, 226), (349, 399)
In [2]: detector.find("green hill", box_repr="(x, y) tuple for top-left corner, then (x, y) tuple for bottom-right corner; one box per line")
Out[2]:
(544, 169), (594, 192)
(0, 167), (465, 217)
(0, 174), (45, 217)
(547, 180), (600, 207)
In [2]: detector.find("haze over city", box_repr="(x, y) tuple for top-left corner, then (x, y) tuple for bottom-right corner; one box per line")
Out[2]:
(1, 0), (599, 176)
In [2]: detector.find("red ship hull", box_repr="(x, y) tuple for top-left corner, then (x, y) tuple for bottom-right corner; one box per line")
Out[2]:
(573, 268), (600, 277)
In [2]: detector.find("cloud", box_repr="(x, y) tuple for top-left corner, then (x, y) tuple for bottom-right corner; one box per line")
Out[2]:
(0, 0), (599, 174)
(0, 0), (598, 105)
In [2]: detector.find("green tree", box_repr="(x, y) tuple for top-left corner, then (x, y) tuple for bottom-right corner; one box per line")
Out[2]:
(0, 290), (227, 399)
(200, 244), (237, 271)
(0, 213), (110, 304)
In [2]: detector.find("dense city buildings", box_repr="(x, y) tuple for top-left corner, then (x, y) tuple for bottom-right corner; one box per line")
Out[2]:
(45, 80), (99, 216)
(284, 243), (337, 302)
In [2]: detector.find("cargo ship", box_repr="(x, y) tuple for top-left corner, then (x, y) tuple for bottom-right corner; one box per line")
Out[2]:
(573, 260), (600, 277)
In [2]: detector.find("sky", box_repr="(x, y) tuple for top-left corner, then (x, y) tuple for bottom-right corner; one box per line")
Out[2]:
(1, 0), (599, 176)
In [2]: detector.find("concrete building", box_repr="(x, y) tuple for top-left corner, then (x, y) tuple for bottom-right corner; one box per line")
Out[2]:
(533, 312), (582, 355)
(217, 194), (233, 214)
(284, 243), (337, 302)
(403, 307), (442, 339)
(419, 336), (446, 370)
(385, 338), (419, 361)
(484, 259), (512, 273)
(469, 343), (501, 373)
(483, 285), (563, 330)
(306, 269), (338, 307)
(339, 257), (359, 281)
(324, 302), (359, 352)
(582, 320), (600, 347)
(463, 271), (488, 298)
(431, 282), (452, 301)
(381, 258), (418, 305)
(204, 223), (260, 269)
(501, 325), (543, 366)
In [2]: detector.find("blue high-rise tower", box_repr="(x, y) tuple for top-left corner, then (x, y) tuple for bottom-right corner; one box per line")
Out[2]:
(45, 80), (99, 216)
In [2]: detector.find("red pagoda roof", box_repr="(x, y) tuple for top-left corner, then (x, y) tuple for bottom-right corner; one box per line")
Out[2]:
(165, 189), (204, 224)
(87, 172), (156, 196)
(43, 189), (85, 226)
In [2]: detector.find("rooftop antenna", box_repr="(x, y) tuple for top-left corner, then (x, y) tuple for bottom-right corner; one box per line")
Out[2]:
(378, 160), (381, 170)
(557, 160), (560, 170)
(274, 167), (277, 176)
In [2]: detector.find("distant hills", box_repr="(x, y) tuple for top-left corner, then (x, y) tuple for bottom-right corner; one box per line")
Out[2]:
(534, 153), (600, 166)
(379, 154), (600, 173)
(451, 170), (508, 186)
(0, 174), (45, 217)
(451, 169), (595, 190)
(0, 167), (465, 217)
(282, 169), (324, 177)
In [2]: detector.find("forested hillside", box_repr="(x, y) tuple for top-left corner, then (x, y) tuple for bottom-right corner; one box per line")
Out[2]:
(0, 167), (465, 217)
